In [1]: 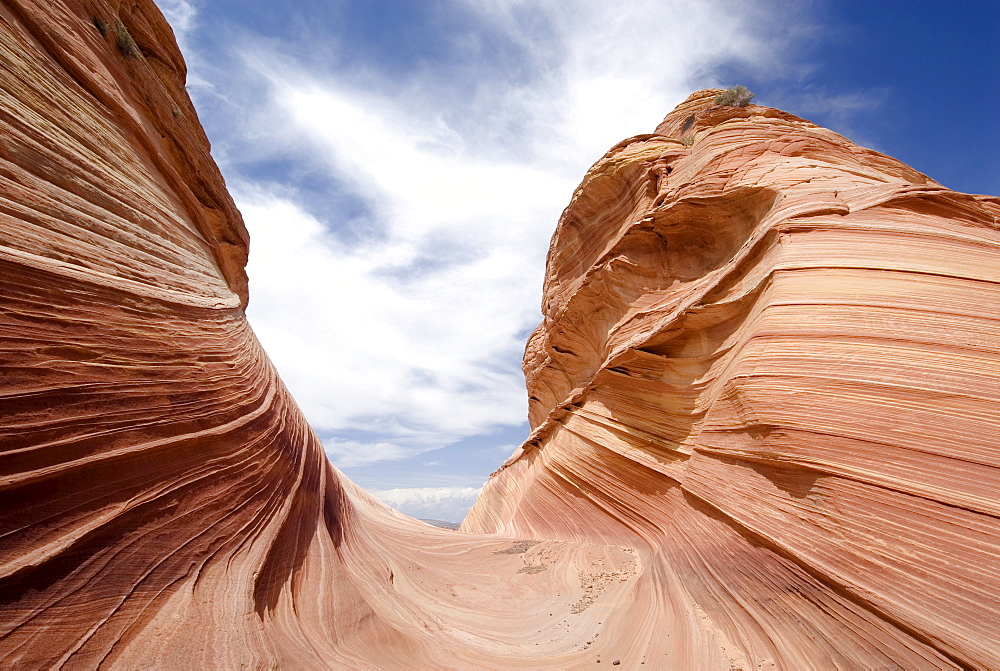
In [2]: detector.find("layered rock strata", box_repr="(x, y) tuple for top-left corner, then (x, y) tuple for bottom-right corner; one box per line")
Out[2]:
(465, 90), (1000, 668)
(2, 0), (999, 667)
(0, 2), (630, 667)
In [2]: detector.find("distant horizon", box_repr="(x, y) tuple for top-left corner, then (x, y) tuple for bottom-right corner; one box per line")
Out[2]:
(160, 0), (999, 521)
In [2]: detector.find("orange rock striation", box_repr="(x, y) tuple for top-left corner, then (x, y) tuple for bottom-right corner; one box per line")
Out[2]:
(1, 1), (999, 667)
(465, 89), (1000, 668)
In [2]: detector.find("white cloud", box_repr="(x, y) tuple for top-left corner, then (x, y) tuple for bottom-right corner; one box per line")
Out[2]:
(239, 182), (540, 452)
(323, 438), (409, 468)
(184, 1), (808, 471)
(158, 0), (197, 43)
(457, 0), (803, 168)
(371, 486), (483, 522)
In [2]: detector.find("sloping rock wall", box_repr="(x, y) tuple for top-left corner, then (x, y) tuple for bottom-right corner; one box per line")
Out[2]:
(0, 2), (685, 667)
(465, 90), (1000, 668)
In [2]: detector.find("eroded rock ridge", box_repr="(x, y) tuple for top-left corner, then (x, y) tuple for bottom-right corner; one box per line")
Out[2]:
(465, 89), (1000, 668)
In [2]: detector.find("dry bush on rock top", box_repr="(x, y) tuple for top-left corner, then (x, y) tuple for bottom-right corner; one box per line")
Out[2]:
(714, 84), (755, 106)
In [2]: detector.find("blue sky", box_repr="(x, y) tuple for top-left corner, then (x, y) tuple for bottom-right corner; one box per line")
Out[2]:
(159, 0), (998, 521)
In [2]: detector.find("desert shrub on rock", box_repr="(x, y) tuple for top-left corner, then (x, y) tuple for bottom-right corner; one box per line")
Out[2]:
(714, 85), (754, 107)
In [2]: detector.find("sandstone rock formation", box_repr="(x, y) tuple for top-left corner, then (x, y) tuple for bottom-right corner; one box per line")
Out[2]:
(2, 0), (999, 668)
(465, 90), (1000, 668)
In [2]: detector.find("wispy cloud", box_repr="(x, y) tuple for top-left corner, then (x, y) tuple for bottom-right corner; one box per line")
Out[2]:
(323, 438), (409, 468)
(167, 1), (814, 476)
(157, 0), (197, 48)
(371, 486), (483, 523)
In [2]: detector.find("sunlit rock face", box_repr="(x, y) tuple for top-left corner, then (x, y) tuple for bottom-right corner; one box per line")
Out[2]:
(0, 2), (632, 668)
(465, 88), (1000, 668)
(3, 0), (1000, 667)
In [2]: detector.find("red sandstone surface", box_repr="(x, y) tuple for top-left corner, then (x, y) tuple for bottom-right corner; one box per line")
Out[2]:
(2, 1), (999, 668)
